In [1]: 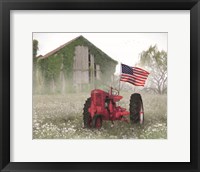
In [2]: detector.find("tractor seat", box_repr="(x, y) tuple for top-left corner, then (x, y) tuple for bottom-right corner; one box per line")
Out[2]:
(113, 96), (123, 102)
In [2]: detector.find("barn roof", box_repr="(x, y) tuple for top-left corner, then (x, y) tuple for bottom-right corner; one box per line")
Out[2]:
(36, 55), (43, 58)
(40, 35), (117, 64)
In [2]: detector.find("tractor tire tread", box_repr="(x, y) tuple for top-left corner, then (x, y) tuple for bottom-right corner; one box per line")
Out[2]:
(83, 98), (92, 128)
(129, 93), (144, 124)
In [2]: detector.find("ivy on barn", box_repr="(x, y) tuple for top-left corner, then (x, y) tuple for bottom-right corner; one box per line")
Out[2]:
(36, 36), (117, 93)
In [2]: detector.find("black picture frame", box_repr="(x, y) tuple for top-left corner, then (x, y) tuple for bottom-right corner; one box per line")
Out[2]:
(0, 0), (200, 171)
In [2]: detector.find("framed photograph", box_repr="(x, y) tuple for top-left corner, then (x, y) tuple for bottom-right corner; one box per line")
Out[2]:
(32, 32), (167, 140)
(0, 0), (199, 171)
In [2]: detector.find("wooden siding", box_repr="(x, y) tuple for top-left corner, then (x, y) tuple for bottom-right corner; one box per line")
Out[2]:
(96, 64), (101, 80)
(73, 46), (89, 84)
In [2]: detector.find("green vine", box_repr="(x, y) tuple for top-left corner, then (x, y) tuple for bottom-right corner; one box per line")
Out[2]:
(36, 35), (118, 93)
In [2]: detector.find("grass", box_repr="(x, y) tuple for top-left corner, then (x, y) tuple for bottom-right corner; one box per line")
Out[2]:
(33, 92), (167, 139)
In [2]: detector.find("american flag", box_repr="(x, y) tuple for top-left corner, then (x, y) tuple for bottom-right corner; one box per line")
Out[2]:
(120, 63), (150, 86)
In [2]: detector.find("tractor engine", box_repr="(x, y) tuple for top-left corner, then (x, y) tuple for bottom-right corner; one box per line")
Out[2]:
(88, 89), (109, 119)
(88, 88), (129, 121)
(83, 87), (143, 129)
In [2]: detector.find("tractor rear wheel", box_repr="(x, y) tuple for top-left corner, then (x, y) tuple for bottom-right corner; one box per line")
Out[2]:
(92, 115), (102, 129)
(129, 93), (144, 124)
(83, 98), (92, 128)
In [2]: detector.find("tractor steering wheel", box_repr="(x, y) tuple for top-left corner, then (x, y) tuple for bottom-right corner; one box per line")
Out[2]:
(112, 88), (119, 95)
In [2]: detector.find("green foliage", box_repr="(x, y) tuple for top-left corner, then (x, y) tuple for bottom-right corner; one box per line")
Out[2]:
(139, 45), (167, 94)
(36, 36), (118, 93)
(33, 40), (39, 94)
(33, 39), (39, 57)
(140, 45), (167, 70)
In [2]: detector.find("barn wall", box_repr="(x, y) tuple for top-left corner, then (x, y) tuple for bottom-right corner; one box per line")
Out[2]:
(60, 54), (66, 94)
(33, 39), (117, 94)
(73, 46), (89, 85)
(72, 46), (102, 92)
(90, 54), (95, 88)
(96, 64), (101, 80)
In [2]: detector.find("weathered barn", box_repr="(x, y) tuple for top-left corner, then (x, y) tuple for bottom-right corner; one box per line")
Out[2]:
(34, 35), (118, 94)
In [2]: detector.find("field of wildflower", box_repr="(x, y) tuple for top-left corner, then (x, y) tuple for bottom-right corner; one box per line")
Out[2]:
(33, 91), (167, 139)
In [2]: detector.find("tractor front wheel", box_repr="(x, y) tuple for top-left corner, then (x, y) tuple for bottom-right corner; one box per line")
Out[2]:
(129, 93), (144, 124)
(83, 98), (92, 128)
(92, 115), (102, 129)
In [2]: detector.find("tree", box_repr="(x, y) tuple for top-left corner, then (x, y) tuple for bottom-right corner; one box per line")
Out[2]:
(138, 45), (167, 94)
(33, 39), (39, 94)
(33, 39), (39, 57)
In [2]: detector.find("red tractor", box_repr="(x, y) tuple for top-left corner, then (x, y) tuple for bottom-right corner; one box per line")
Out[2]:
(83, 87), (144, 129)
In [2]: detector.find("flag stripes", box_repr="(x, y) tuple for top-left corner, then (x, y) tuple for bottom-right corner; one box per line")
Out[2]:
(121, 74), (146, 83)
(134, 66), (150, 74)
(120, 79), (145, 86)
(121, 75), (145, 85)
(132, 69), (149, 77)
(120, 63), (149, 87)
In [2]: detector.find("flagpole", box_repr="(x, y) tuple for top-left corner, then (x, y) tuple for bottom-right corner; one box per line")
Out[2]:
(118, 62), (122, 95)
(133, 63), (136, 93)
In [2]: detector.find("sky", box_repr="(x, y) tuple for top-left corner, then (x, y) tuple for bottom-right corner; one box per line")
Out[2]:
(33, 32), (167, 74)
